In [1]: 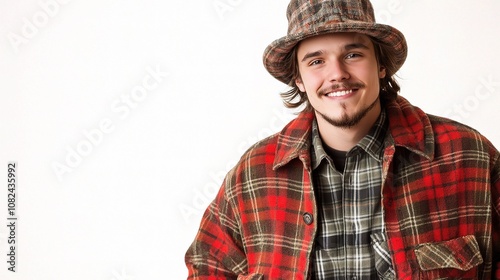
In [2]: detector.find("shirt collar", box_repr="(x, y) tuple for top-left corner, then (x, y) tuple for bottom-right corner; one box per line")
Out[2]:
(310, 120), (331, 170)
(355, 109), (388, 161)
(310, 110), (388, 170)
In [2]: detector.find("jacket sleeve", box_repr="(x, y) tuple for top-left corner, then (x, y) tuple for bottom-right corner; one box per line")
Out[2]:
(185, 180), (248, 279)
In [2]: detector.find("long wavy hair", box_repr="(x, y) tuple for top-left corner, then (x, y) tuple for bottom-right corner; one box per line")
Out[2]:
(279, 37), (401, 112)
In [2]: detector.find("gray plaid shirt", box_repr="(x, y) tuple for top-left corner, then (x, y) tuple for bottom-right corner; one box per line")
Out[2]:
(310, 110), (395, 279)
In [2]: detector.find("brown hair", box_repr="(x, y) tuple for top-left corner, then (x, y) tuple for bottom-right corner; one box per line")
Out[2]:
(279, 36), (401, 112)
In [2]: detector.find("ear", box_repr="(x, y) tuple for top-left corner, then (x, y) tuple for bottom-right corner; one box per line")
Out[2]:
(378, 66), (386, 79)
(295, 77), (305, 92)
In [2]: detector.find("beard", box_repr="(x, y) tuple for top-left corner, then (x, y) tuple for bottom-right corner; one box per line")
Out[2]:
(315, 95), (380, 129)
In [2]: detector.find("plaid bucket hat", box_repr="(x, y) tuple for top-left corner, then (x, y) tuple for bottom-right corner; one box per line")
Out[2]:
(263, 0), (408, 85)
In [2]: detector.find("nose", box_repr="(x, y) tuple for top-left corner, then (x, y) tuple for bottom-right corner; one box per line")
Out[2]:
(327, 60), (350, 82)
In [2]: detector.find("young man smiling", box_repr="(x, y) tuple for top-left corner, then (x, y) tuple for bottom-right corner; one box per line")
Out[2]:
(295, 33), (386, 151)
(186, 0), (500, 279)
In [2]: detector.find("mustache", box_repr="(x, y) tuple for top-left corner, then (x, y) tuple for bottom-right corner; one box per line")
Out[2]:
(318, 82), (365, 96)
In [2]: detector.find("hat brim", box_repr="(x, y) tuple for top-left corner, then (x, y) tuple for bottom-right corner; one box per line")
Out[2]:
(263, 22), (407, 85)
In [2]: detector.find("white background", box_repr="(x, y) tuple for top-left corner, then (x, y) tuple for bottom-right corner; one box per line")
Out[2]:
(0, 0), (499, 279)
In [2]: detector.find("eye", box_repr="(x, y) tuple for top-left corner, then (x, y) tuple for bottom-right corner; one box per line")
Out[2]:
(308, 59), (323, 66)
(345, 53), (363, 60)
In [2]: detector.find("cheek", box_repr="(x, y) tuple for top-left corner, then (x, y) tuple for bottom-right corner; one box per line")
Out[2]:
(357, 66), (381, 85)
(300, 72), (323, 90)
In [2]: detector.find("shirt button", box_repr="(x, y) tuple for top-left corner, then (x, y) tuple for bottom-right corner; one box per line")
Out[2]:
(303, 212), (313, 225)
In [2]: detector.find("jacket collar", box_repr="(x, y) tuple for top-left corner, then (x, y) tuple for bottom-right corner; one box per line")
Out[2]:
(272, 110), (315, 171)
(272, 96), (435, 170)
(384, 96), (435, 161)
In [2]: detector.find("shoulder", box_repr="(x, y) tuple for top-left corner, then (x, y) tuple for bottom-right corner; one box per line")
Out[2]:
(390, 96), (498, 154)
(236, 132), (281, 170)
(426, 114), (499, 163)
(220, 127), (280, 186)
(230, 111), (314, 175)
(222, 112), (314, 194)
(427, 114), (493, 146)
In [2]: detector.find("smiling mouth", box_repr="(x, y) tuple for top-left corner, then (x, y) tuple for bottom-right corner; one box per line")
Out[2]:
(325, 89), (355, 97)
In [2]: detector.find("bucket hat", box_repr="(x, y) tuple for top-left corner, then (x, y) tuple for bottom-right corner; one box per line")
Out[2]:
(263, 0), (407, 85)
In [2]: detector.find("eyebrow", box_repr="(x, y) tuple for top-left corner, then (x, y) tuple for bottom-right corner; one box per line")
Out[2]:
(300, 50), (324, 62)
(300, 43), (370, 62)
(344, 42), (370, 51)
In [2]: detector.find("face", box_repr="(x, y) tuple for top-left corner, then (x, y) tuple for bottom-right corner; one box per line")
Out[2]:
(295, 32), (386, 129)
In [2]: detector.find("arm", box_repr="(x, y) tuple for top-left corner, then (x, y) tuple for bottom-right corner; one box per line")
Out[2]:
(185, 183), (247, 279)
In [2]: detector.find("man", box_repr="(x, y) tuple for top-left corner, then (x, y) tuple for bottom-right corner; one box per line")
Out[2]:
(185, 0), (500, 279)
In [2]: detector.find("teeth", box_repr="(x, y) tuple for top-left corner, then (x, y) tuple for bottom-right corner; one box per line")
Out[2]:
(326, 89), (353, 97)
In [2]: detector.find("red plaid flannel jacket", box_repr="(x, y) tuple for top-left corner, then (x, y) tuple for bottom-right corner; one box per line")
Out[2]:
(186, 96), (500, 279)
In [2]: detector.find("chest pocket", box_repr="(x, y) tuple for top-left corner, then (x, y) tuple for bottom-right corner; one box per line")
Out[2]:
(414, 235), (483, 279)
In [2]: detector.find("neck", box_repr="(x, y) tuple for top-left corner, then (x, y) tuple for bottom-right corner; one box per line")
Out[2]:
(316, 102), (381, 151)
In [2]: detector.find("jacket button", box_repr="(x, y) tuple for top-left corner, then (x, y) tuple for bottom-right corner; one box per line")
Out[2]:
(303, 212), (313, 225)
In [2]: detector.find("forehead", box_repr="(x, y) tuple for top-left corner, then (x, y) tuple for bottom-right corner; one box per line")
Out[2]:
(296, 32), (374, 54)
